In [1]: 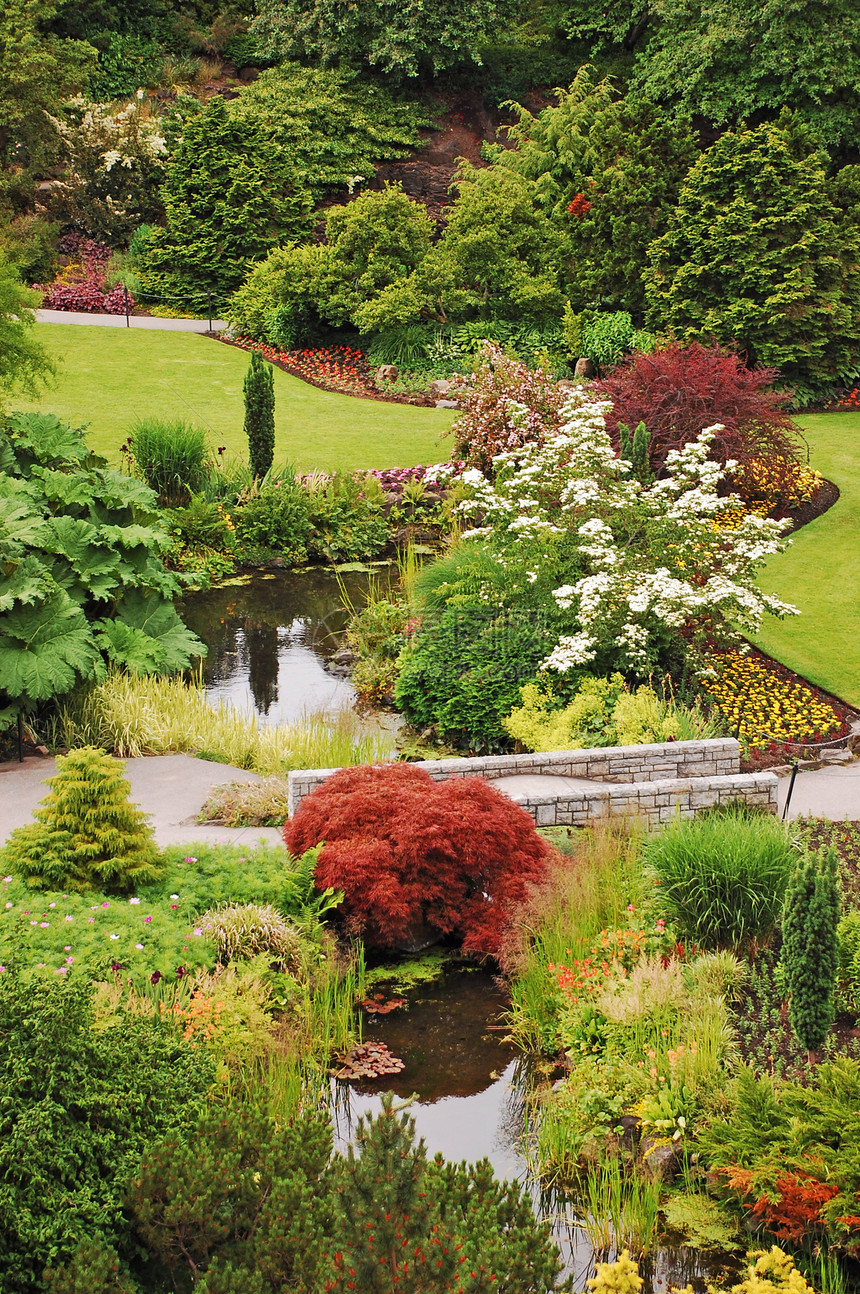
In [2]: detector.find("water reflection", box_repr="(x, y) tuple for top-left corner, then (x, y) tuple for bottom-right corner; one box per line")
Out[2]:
(331, 968), (735, 1292)
(180, 568), (394, 725)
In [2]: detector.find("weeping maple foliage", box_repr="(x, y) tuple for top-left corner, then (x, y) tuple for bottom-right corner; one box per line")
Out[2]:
(593, 342), (805, 486)
(283, 764), (551, 955)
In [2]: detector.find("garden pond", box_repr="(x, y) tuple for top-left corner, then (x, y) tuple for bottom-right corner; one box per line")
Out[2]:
(332, 965), (739, 1293)
(179, 566), (399, 733)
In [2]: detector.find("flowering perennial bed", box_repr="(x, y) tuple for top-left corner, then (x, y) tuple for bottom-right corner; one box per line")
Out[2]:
(704, 648), (851, 754)
(228, 337), (434, 405)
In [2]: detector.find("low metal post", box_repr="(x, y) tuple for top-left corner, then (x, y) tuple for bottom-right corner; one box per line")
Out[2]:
(208, 290), (213, 333)
(124, 284), (130, 327)
(782, 760), (799, 820)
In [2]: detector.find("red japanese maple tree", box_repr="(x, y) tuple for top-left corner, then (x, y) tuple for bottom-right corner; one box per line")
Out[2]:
(593, 342), (805, 485)
(283, 764), (551, 956)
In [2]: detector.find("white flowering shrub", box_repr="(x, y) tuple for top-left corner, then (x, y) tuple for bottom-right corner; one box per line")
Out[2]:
(48, 95), (167, 243)
(456, 389), (798, 676)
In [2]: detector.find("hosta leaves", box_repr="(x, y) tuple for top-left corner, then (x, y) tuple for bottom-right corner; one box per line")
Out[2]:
(0, 587), (103, 701)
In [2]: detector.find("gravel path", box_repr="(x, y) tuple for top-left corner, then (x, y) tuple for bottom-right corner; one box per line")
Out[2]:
(36, 308), (227, 332)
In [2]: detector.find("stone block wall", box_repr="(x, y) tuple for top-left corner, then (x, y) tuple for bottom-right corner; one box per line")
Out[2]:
(510, 771), (779, 829)
(287, 738), (742, 817)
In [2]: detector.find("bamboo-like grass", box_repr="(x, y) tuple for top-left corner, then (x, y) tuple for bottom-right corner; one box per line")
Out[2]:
(54, 670), (393, 775)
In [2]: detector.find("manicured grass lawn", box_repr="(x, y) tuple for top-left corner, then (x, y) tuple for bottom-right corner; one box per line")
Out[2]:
(18, 324), (454, 472)
(754, 412), (860, 707)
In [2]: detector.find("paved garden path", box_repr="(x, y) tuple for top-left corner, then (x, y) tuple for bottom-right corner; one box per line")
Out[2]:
(35, 308), (227, 332)
(0, 753), (281, 848)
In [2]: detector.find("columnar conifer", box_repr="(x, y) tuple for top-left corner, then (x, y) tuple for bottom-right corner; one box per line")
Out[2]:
(244, 349), (276, 480)
(782, 848), (840, 1061)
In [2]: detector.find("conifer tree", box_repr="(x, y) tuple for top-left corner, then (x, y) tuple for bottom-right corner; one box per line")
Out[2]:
(2, 746), (161, 892)
(244, 350), (276, 481)
(782, 848), (840, 1062)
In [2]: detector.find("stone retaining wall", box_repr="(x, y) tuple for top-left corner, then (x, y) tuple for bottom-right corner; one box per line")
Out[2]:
(508, 770), (779, 829)
(287, 738), (743, 817)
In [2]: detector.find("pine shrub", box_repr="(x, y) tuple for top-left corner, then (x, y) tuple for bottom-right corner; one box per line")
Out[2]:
(283, 763), (552, 955)
(243, 349), (276, 480)
(782, 849), (841, 1059)
(2, 746), (161, 893)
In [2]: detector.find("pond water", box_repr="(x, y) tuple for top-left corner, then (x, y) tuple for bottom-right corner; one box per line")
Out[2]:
(179, 567), (395, 727)
(332, 967), (736, 1293)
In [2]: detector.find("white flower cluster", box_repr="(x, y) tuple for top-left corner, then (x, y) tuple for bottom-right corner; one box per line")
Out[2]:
(455, 387), (798, 674)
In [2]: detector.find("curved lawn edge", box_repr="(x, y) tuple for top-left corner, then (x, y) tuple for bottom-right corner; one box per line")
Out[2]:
(21, 324), (456, 473)
(754, 412), (860, 709)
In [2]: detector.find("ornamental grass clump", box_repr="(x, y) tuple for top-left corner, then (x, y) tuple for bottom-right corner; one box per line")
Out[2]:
(200, 902), (304, 970)
(128, 416), (211, 505)
(2, 746), (161, 893)
(644, 806), (795, 950)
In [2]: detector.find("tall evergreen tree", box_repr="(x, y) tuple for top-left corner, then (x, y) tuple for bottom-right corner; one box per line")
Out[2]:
(244, 350), (275, 481)
(644, 111), (860, 402)
(782, 848), (841, 1062)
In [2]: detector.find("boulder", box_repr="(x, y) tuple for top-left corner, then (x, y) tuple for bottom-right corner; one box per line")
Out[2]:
(435, 398), (459, 409)
(376, 364), (399, 382)
(640, 1136), (680, 1181)
(429, 378), (453, 398)
(574, 357), (595, 379)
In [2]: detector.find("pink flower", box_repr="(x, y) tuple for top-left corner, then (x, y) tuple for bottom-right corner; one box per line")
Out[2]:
(192, 928), (203, 936)
(184, 856), (197, 864)
(64, 915), (73, 922)
(101, 901), (110, 908)
(64, 945), (71, 951)
(135, 943), (144, 950)
(129, 897), (141, 905)
(88, 917), (95, 923)
(65, 956), (73, 964)
(39, 921), (49, 928)
(144, 915), (152, 923)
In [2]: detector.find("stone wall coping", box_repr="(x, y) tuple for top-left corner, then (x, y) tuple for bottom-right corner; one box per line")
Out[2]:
(505, 770), (778, 806)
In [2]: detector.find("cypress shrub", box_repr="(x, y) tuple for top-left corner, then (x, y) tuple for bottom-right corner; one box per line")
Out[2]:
(782, 848), (841, 1061)
(243, 349), (275, 480)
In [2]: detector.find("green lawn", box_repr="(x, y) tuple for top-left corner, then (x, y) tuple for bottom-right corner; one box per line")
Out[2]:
(754, 412), (860, 707)
(18, 324), (454, 472)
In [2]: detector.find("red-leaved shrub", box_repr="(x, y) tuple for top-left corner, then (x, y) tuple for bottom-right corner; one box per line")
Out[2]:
(283, 764), (551, 956)
(593, 342), (805, 487)
(33, 234), (133, 314)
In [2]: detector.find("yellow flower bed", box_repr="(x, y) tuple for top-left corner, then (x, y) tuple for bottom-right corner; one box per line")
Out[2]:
(705, 650), (844, 748)
(732, 457), (823, 510)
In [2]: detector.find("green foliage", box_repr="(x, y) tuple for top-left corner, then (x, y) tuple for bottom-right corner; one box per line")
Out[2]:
(618, 421), (653, 485)
(503, 674), (719, 750)
(0, 972), (214, 1292)
(304, 473), (387, 563)
(128, 416), (210, 504)
(326, 1095), (568, 1292)
(837, 910), (860, 1012)
(362, 164), (566, 332)
(251, 0), (520, 78)
(243, 351), (275, 481)
(631, 0), (860, 153)
(644, 806), (796, 950)
(2, 746), (161, 892)
(395, 606), (559, 748)
(0, 252), (54, 402)
(782, 849), (840, 1056)
(496, 69), (697, 316)
(47, 95), (167, 244)
(233, 475), (311, 565)
(645, 112), (860, 403)
(0, 412), (203, 725)
(43, 1236), (137, 1294)
(661, 1191), (743, 1251)
(140, 95), (310, 301)
(699, 1058), (860, 1250)
(128, 1101), (332, 1291)
(0, 0), (96, 208)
